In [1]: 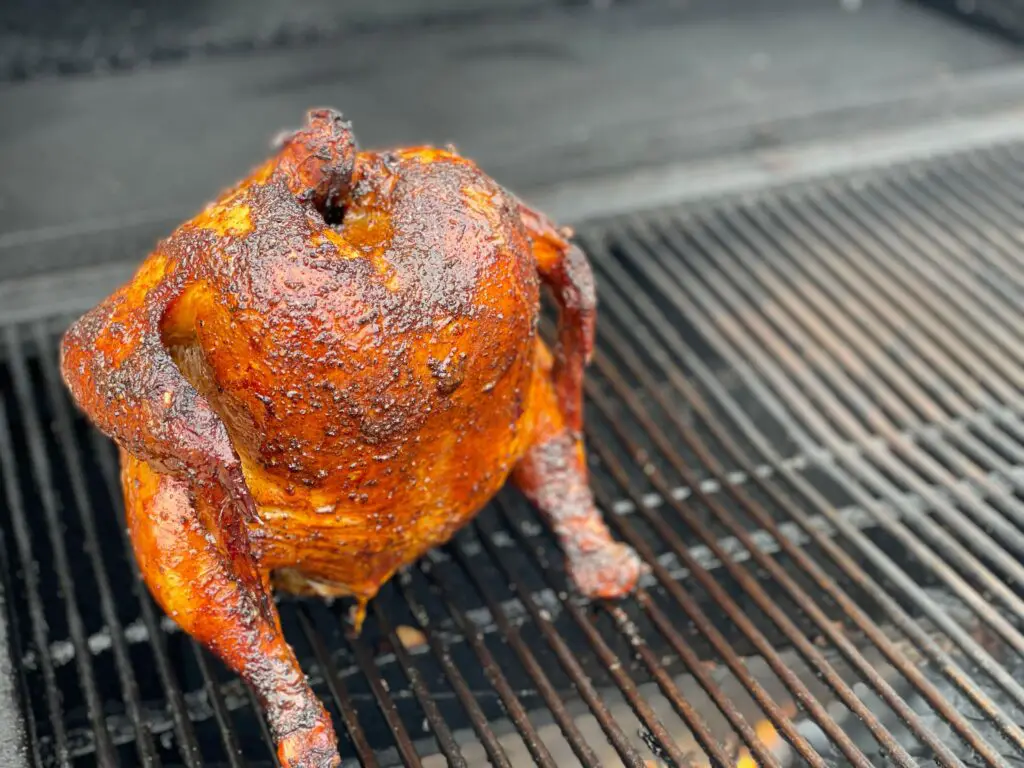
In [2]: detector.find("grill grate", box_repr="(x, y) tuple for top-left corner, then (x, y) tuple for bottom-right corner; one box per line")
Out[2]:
(5, 142), (1024, 766)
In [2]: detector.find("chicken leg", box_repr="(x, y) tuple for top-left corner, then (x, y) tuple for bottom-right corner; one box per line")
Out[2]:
(514, 204), (642, 597)
(122, 453), (340, 768)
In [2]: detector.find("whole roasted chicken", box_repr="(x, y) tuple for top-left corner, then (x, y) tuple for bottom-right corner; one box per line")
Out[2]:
(61, 109), (641, 767)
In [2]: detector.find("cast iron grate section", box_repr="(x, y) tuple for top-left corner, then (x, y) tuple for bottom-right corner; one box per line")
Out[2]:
(7, 142), (1024, 766)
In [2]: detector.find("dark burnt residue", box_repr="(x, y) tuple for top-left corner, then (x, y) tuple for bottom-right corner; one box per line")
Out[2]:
(427, 349), (468, 395)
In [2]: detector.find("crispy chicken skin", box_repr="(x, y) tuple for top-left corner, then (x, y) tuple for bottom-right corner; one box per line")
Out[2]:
(61, 109), (641, 768)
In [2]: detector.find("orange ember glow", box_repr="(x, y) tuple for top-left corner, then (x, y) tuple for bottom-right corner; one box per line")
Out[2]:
(736, 718), (783, 768)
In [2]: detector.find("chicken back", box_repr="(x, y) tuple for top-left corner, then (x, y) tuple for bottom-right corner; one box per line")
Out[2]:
(61, 109), (641, 768)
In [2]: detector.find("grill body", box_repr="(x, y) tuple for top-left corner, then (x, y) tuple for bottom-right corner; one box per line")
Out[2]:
(4, 144), (1024, 766)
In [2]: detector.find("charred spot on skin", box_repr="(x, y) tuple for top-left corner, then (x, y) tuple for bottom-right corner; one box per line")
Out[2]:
(427, 349), (468, 395)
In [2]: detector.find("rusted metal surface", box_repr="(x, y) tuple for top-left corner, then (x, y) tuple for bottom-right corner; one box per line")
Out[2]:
(4, 146), (1024, 765)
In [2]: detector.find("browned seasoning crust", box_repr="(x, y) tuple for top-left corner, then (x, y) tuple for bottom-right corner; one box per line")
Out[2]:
(61, 108), (641, 768)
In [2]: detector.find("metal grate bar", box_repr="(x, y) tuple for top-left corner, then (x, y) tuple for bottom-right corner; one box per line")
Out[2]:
(597, 294), (1011, 763)
(582, 321), (987, 766)
(383, 583), (513, 768)
(246, 683), (284, 767)
(949, 147), (1024, 252)
(529, 459), (823, 767)
(634, 211), (1019, 651)
(793, 181), (1024, 540)
(2, 325), (119, 765)
(891, 169), (1024, 313)
(623, 212), (1024, 659)
(28, 323), (162, 766)
(699, 197), (1024, 568)
(0, 472), (35, 768)
(442, 541), (605, 767)
(188, 644), (245, 768)
(0, 395), (69, 764)
(553, 285), (957, 763)
(399, 565), (558, 768)
(601, 600), (735, 768)
(718, 196), (1024, 530)
(593, 188), (1024, 765)
(589, 238), (1024, 708)
(367, 599), (470, 768)
(633, 590), (777, 767)
(467, 517), (649, 767)
(741, 189), (1024, 475)
(648, 208), (1024, 630)
(589, 279), (1024, 758)
(825, 175), (1024, 405)
(588, 230), (1024, 757)
(295, 605), (381, 767)
(831, 191), (1024, 406)
(580, 397), (905, 765)
(346, 627), (424, 767)
(813, 176), (1024, 439)
(488, 497), (696, 768)
(764, 188), (1024, 481)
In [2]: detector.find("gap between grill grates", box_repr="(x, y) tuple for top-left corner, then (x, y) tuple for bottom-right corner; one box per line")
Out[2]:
(4, 140), (1024, 766)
